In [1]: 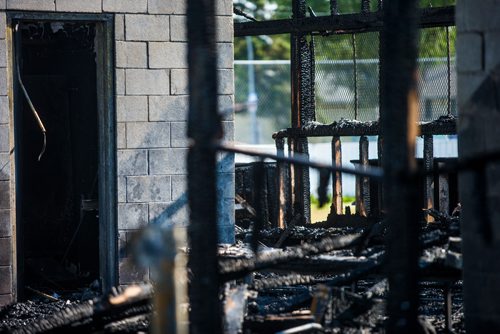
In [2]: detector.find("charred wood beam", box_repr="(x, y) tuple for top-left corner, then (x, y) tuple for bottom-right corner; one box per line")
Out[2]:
(330, 287), (384, 325)
(423, 135), (435, 222)
(252, 274), (317, 290)
(438, 162), (450, 215)
(13, 285), (153, 334)
(291, 0), (313, 225)
(276, 323), (324, 334)
(186, 0), (223, 332)
(275, 138), (290, 229)
(354, 220), (387, 256)
(252, 256), (383, 291)
(377, 136), (384, 214)
(444, 283), (453, 332)
(380, 0), (421, 331)
(275, 214), (302, 248)
(330, 136), (343, 216)
(270, 254), (381, 274)
(244, 314), (316, 334)
(219, 233), (361, 281)
(252, 160), (267, 253)
(235, 6), (454, 37)
(357, 136), (370, 217)
(294, 138), (311, 225)
(272, 116), (457, 139)
(257, 290), (314, 315)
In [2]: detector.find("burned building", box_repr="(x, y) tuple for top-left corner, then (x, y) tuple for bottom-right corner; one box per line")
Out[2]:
(0, 0), (500, 332)
(0, 0), (235, 306)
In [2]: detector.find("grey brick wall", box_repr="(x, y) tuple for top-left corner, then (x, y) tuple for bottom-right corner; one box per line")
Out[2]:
(457, 0), (500, 331)
(0, 8), (12, 306)
(0, 0), (235, 303)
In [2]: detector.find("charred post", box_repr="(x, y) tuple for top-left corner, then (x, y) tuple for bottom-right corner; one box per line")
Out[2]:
(377, 135), (384, 214)
(380, 0), (421, 332)
(186, 0), (223, 332)
(423, 135), (434, 222)
(357, 136), (370, 216)
(276, 138), (291, 228)
(291, 0), (313, 225)
(331, 136), (343, 216)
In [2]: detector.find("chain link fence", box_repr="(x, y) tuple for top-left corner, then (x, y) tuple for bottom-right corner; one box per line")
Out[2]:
(234, 27), (456, 144)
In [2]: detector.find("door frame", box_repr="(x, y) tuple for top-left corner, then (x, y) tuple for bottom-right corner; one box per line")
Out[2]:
(8, 12), (117, 296)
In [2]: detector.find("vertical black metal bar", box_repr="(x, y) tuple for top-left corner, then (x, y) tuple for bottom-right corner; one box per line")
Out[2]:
(446, 26), (452, 116)
(352, 34), (358, 120)
(424, 135), (434, 222)
(380, 0), (420, 332)
(186, 0), (222, 332)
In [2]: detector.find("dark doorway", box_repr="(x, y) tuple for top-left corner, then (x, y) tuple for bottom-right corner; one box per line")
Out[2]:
(14, 21), (102, 296)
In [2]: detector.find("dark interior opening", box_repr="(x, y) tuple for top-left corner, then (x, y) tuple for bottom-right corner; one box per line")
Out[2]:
(16, 21), (100, 296)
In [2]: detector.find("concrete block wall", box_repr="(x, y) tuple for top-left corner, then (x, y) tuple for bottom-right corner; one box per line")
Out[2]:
(0, 0), (235, 301)
(0, 8), (12, 306)
(457, 0), (500, 331)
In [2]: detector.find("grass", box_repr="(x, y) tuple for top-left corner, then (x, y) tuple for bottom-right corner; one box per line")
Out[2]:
(310, 195), (356, 223)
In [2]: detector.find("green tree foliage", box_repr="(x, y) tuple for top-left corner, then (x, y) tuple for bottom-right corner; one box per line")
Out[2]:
(233, 0), (456, 133)
(234, 0), (456, 60)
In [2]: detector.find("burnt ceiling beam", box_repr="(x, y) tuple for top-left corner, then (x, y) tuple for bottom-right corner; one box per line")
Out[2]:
(272, 117), (457, 138)
(234, 6), (454, 37)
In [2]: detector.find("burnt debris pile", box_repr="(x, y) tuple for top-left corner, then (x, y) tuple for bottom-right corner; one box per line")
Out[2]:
(219, 203), (463, 333)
